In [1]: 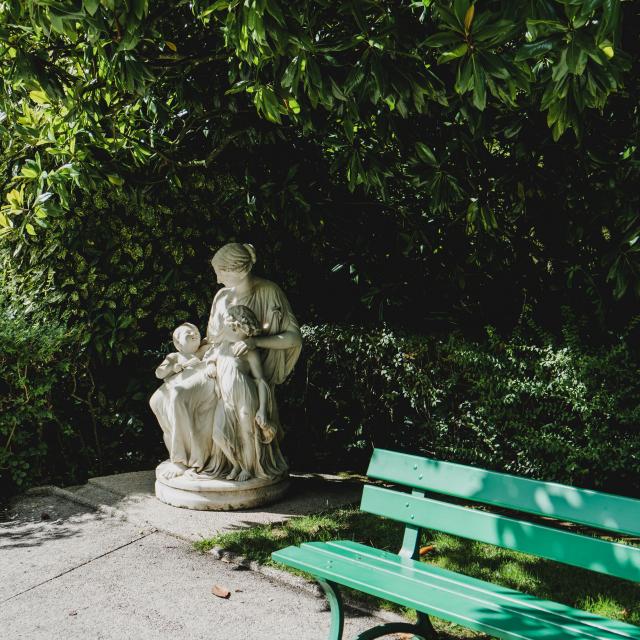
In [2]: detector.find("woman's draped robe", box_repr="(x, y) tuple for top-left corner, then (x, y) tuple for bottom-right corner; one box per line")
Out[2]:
(150, 277), (301, 479)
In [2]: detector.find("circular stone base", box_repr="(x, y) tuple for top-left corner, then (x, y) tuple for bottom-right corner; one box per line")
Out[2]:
(154, 461), (290, 510)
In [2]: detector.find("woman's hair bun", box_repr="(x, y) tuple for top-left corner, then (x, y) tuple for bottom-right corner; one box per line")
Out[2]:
(243, 243), (257, 265)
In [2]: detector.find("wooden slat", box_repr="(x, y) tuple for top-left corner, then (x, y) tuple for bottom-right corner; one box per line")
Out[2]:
(272, 543), (640, 640)
(366, 449), (640, 536)
(323, 540), (640, 640)
(360, 485), (640, 582)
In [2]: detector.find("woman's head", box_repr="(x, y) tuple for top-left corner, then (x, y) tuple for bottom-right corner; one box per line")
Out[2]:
(223, 305), (262, 338)
(211, 243), (256, 286)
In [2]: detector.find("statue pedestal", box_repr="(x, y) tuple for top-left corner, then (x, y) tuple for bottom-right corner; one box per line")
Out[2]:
(154, 461), (290, 511)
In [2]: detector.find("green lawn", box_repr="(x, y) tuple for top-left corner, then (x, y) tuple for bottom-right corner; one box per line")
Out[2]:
(195, 507), (639, 639)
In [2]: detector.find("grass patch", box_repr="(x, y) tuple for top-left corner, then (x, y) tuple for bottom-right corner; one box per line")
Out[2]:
(195, 507), (639, 638)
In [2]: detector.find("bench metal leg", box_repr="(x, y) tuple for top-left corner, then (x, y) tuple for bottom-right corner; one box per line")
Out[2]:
(353, 612), (438, 640)
(317, 579), (345, 640)
(416, 611), (438, 638)
(354, 620), (437, 639)
(316, 578), (437, 640)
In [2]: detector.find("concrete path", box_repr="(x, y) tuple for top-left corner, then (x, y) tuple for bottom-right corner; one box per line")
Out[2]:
(1, 473), (390, 640)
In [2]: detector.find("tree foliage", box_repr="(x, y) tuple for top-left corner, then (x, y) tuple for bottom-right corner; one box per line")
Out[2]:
(0, 0), (639, 315)
(1, 1), (639, 494)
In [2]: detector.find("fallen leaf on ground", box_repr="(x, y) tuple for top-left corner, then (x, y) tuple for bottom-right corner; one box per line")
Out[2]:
(211, 585), (231, 599)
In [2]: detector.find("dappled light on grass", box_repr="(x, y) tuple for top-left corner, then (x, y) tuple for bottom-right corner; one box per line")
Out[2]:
(196, 506), (640, 635)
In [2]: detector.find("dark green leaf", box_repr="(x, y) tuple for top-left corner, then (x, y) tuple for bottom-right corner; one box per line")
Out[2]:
(437, 43), (468, 64)
(566, 38), (588, 75)
(415, 142), (438, 166)
(472, 57), (486, 110)
(515, 36), (560, 61)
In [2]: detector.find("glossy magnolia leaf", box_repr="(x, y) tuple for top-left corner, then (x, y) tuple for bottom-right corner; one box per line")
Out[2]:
(437, 43), (468, 64)
(463, 5), (474, 33)
(453, 0), (471, 24)
(471, 58), (486, 111)
(566, 39), (588, 75)
(83, 0), (100, 16)
(515, 36), (559, 61)
(132, 0), (148, 21)
(424, 31), (461, 48)
(479, 52), (509, 80)
(415, 142), (438, 166)
(455, 59), (473, 94)
(472, 19), (517, 46)
(525, 18), (567, 38)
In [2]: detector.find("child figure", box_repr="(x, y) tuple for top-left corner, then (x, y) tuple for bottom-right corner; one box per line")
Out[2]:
(154, 322), (203, 380)
(206, 305), (276, 481)
(151, 322), (217, 480)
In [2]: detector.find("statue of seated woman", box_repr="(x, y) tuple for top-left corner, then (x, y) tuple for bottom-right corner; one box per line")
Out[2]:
(149, 242), (302, 483)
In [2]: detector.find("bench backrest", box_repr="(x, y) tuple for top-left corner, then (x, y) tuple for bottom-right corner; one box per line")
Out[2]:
(362, 449), (640, 582)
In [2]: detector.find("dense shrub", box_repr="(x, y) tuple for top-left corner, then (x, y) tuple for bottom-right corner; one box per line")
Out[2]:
(282, 318), (640, 496)
(0, 298), (91, 496)
(2, 176), (637, 496)
(2, 296), (638, 496)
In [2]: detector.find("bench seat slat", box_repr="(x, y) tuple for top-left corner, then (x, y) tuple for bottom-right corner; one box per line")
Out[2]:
(360, 485), (640, 582)
(366, 449), (640, 537)
(273, 542), (640, 640)
(318, 541), (639, 639)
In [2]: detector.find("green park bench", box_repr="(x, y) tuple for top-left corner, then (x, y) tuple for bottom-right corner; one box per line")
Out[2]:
(272, 448), (640, 640)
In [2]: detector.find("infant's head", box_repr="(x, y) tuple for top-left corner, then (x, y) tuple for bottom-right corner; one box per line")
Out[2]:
(172, 322), (201, 354)
(224, 305), (261, 338)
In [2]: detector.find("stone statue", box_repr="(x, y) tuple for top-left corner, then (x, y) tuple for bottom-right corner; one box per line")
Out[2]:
(150, 322), (217, 480)
(204, 304), (278, 481)
(149, 242), (302, 509)
(154, 323), (203, 381)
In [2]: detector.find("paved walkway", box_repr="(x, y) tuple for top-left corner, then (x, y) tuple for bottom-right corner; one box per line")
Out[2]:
(1, 472), (389, 640)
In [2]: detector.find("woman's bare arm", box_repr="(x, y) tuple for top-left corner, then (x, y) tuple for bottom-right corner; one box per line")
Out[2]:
(255, 329), (302, 350)
(233, 328), (302, 356)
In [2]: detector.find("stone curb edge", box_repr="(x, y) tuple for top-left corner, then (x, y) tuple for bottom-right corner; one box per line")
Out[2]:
(25, 484), (407, 625)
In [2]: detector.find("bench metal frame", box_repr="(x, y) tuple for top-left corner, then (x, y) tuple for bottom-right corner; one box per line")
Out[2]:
(273, 449), (640, 640)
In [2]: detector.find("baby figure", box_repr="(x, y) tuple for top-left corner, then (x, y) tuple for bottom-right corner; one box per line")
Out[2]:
(207, 305), (276, 481)
(155, 322), (203, 380)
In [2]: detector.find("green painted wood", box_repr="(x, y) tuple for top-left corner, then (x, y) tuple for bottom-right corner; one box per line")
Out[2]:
(360, 485), (640, 582)
(319, 540), (640, 639)
(399, 489), (425, 559)
(366, 449), (640, 536)
(272, 543), (640, 640)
